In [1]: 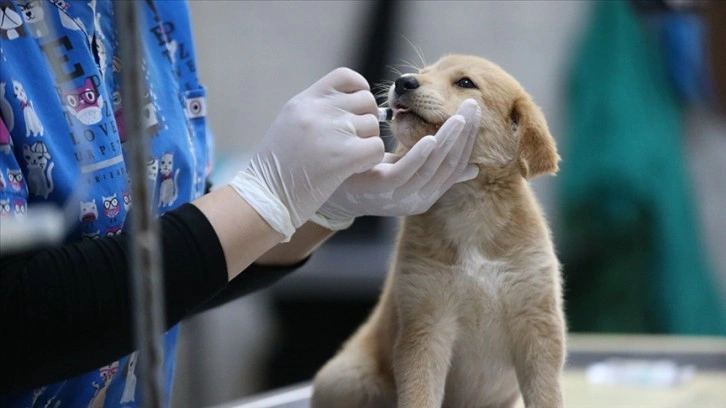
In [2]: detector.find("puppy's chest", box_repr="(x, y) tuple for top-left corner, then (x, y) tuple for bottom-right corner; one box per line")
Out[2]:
(447, 250), (518, 389)
(453, 248), (510, 327)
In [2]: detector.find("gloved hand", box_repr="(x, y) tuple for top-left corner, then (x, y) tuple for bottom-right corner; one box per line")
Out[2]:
(230, 68), (385, 241)
(311, 99), (481, 230)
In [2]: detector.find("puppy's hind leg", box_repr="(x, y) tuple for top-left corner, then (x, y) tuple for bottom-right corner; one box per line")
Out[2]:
(311, 345), (395, 408)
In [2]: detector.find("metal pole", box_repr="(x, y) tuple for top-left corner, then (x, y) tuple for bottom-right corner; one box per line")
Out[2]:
(115, 2), (166, 407)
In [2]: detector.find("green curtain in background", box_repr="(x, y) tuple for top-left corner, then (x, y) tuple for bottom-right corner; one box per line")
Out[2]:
(559, 0), (726, 335)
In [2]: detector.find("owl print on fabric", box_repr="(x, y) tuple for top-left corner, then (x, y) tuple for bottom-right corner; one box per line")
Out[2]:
(0, 198), (10, 218)
(147, 157), (159, 182)
(60, 77), (104, 126)
(6, 168), (23, 191)
(105, 224), (122, 237)
(13, 198), (25, 218)
(122, 190), (131, 211)
(102, 193), (119, 220)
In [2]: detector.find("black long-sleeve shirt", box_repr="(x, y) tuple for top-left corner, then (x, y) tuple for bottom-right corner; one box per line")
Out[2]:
(0, 203), (302, 394)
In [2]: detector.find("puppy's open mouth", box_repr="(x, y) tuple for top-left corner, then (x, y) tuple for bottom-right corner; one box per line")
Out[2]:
(392, 102), (442, 128)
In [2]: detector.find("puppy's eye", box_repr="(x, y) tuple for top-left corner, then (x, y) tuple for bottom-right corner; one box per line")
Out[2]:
(455, 77), (477, 89)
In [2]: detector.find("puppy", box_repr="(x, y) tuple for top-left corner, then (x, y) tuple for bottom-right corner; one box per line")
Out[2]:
(312, 54), (565, 408)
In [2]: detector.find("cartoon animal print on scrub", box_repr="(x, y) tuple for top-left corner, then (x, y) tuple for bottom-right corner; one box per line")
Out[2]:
(81, 229), (100, 240)
(13, 80), (44, 137)
(158, 152), (179, 208)
(0, 1), (26, 40)
(120, 351), (138, 403)
(48, 0), (69, 11)
(112, 89), (126, 142)
(56, 1), (85, 32)
(147, 157), (159, 182)
(31, 387), (46, 406)
(6, 168), (23, 191)
(23, 142), (54, 199)
(88, 361), (118, 408)
(102, 193), (119, 220)
(0, 198), (10, 218)
(0, 109), (11, 154)
(142, 90), (160, 135)
(0, 81), (15, 133)
(80, 199), (98, 224)
(61, 78), (104, 126)
(89, 0), (108, 78)
(18, 0), (48, 38)
(13, 198), (25, 218)
(122, 190), (131, 211)
(105, 224), (121, 236)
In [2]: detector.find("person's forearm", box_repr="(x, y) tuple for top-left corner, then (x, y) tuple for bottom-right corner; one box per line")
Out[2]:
(256, 221), (335, 266)
(193, 186), (336, 275)
(192, 186), (288, 280)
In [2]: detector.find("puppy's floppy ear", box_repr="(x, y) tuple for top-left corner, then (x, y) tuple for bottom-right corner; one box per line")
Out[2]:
(511, 97), (560, 179)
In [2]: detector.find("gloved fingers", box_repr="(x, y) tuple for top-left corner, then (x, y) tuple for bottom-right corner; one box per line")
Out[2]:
(453, 99), (482, 173)
(381, 152), (402, 164)
(418, 163), (479, 203)
(396, 118), (465, 194)
(348, 135), (386, 173)
(418, 114), (466, 178)
(417, 101), (480, 196)
(311, 67), (370, 95)
(434, 101), (479, 173)
(419, 153), (478, 199)
(414, 114), (474, 198)
(330, 90), (378, 116)
(352, 153), (403, 184)
(456, 164), (480, 183)
(347, 113), (380, 138)
(383, 135), (437, 188)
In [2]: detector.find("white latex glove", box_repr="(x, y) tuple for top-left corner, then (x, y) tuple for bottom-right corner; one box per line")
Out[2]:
(311, 99), (481, 230)
(230, 68), (384, 241)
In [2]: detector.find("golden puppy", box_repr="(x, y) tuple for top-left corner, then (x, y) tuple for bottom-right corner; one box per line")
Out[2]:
(312, 54), (565, 408)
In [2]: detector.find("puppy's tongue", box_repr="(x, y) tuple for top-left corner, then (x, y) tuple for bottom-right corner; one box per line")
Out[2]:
(393, 107), (410, 117)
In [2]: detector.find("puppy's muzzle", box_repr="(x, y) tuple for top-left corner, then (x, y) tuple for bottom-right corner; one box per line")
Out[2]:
(394, 76), (420, 96)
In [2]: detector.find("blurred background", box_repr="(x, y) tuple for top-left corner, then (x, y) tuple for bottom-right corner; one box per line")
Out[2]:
(171, 1), (726, 407)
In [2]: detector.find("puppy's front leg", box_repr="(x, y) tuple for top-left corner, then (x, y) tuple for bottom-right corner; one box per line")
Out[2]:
(393, 313), (457, 408)
(509, 294), (565, 408)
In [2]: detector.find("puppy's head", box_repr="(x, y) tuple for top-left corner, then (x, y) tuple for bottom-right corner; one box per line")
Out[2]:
(387, 54), (559, 179)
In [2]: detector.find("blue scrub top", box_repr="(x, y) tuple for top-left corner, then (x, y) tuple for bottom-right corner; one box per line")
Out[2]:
(0, 0), (212, 406)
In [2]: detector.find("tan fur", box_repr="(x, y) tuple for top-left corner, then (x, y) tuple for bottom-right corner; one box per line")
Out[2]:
(312, 55), (565, 408)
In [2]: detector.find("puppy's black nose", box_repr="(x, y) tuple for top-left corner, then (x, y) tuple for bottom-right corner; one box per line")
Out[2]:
(394, 76), (419, 95)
